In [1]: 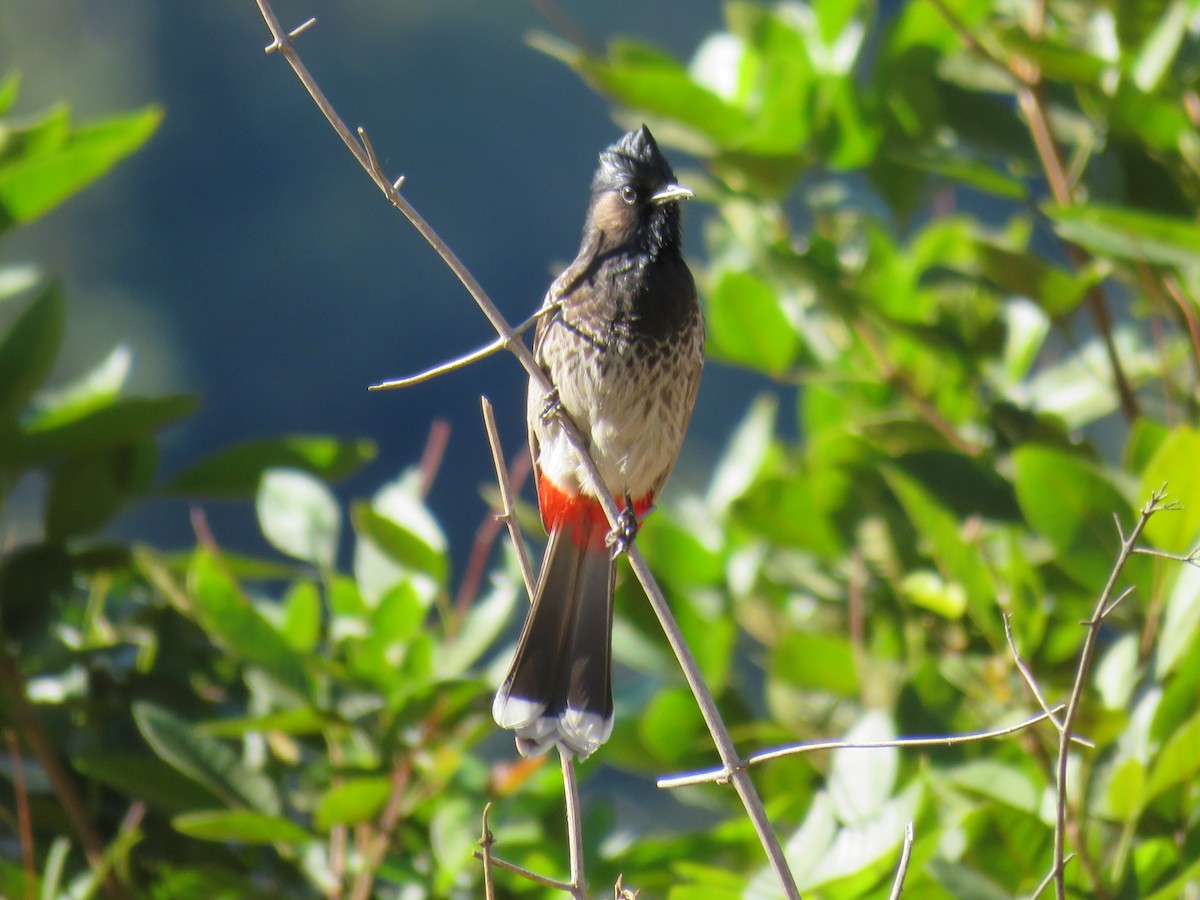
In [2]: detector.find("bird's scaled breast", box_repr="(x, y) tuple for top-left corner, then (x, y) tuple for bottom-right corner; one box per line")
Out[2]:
(531, 317), (701, 501)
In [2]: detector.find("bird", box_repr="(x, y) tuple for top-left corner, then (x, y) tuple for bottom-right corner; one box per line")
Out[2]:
(492, 125), (705, 760)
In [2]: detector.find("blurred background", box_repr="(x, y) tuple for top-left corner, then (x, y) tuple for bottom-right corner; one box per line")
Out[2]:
(0, 0), (755, 561)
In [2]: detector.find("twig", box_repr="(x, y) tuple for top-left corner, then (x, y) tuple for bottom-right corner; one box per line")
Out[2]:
(0, 655), (130, 900)
(369, 312), (543, 392)
(659, 706), (1066, 788)
(1133, 545), (1200, 566)
(471, 849), (578, 892)
(560, 751), (587, 899)
(480, 397), (536, 600)
(1030, 853), (1075, 900)
(348, 759), (410, 900)
(1051, 490), (1170, 900)
(479, 803), (496, 900)
(416, 418), (451, 499)
(1002, 614), (1095, 746)
(251, 6), (800, 895)
(887, 822), (915, 900)
(6, 730), (34, 900)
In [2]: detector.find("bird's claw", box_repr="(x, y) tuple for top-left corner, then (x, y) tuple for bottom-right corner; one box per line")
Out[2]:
(539, 387), (562, 423)
(605, 494), (640, 559)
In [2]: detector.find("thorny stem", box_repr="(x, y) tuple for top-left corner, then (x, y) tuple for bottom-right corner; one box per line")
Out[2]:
(252, 5), (800, 896)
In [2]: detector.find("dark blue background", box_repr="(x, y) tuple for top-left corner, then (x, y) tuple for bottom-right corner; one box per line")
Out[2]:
(1, 2), (768, 567)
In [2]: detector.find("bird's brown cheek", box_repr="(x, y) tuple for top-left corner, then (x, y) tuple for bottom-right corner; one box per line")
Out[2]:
(590, 192), (635, 239)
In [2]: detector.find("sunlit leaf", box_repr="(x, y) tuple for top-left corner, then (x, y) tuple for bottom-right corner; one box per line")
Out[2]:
(1048, 203), (1200, 268)
(173, 810), (312, 846)
(314, 777), (392, 831)
(256, 468), (341, 570)
(0, 105), (161, 230)
(707, 269), (799, 375)
(1012, 446), (1133, 587)
(133, 702), (280, 815)
(187, 549), (312, 700)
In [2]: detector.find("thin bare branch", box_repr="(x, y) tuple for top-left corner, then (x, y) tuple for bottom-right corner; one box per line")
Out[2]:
(481, 397), (537, 600)
(1003, 613), (1090, 744)
(1133, 545), (1200, 567)
(471, 850), (577, 892)
(251, 5), (799, 894)
(887, 822), (915, 900)
(0, 656), (130, 900)
(6, 730), (34, 900)
(659, 706), (1066, 789)
(560, 751), (587, 899)
(1051, 491), (1169, 899)
(479, 803), (496, 900)
(1030, 854), (1075, 900)
(370, 311), (542, 391)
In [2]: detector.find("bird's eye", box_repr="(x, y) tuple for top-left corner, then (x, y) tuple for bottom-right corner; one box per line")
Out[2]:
(620, 185), (638, 205)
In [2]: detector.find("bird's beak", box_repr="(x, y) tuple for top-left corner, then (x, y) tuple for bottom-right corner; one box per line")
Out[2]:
(651, 183), (694, 205)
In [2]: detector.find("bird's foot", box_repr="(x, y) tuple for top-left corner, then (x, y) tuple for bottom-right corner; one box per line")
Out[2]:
(539, 386), (562, 422)
(605, 493), (640, 559)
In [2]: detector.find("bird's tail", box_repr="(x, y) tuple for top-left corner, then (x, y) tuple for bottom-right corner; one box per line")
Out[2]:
(492, 507), (616, 759)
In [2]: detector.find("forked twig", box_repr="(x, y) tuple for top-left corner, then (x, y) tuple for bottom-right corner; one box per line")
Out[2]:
(1050, 489), (1172, 899)
(251, 5), (800, 895)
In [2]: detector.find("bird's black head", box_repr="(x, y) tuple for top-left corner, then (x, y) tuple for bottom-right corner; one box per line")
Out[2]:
(586, 125), (692, 258)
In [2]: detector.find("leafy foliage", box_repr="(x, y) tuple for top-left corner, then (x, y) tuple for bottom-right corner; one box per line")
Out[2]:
(4, 1), (1200, 897)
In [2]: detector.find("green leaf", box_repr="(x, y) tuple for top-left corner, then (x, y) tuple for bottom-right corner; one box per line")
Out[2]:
(946, 760), (1040, 812)
(0, 542), (72, 642)
(44, 442), (156, 540)
(708, 394), (777, 513)
(1107, 757), (1147, 821)
(281, 581), (321, 653)
(1144, 710), (1200, 804)
(1012, 446), (1132, 587)
(314, 777), (392, 831)
(430, 797), (474, 888)
(883, 465), (995, 628)
(828, 710), (896, 823)
(172, 810), (312, 846)
(71, 751), (218, 812)
(0, 105), (161, 230)
(1047, 203), (1200, 268)
(133, 702), (281, 815)
(638, 687), (701, 763)
(187, 549), (312, 700)
(352, 501), (447, 582)
(1155, 563), (1200, 678)
(769, 630), (858, 700)
(0, 283), (64, 424)
(167, 435), (376, 499)
(25, 345), (131, 431)
(256, 468), (341, 570)
(4, 395), (198, 468)
(707, 269), (799, 376)
(1139, 426), (1200, 554)
(900, 569), (967, 618)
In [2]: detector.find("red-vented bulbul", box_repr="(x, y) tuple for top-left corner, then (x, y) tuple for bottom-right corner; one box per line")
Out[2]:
(492, 125), (705, 759)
